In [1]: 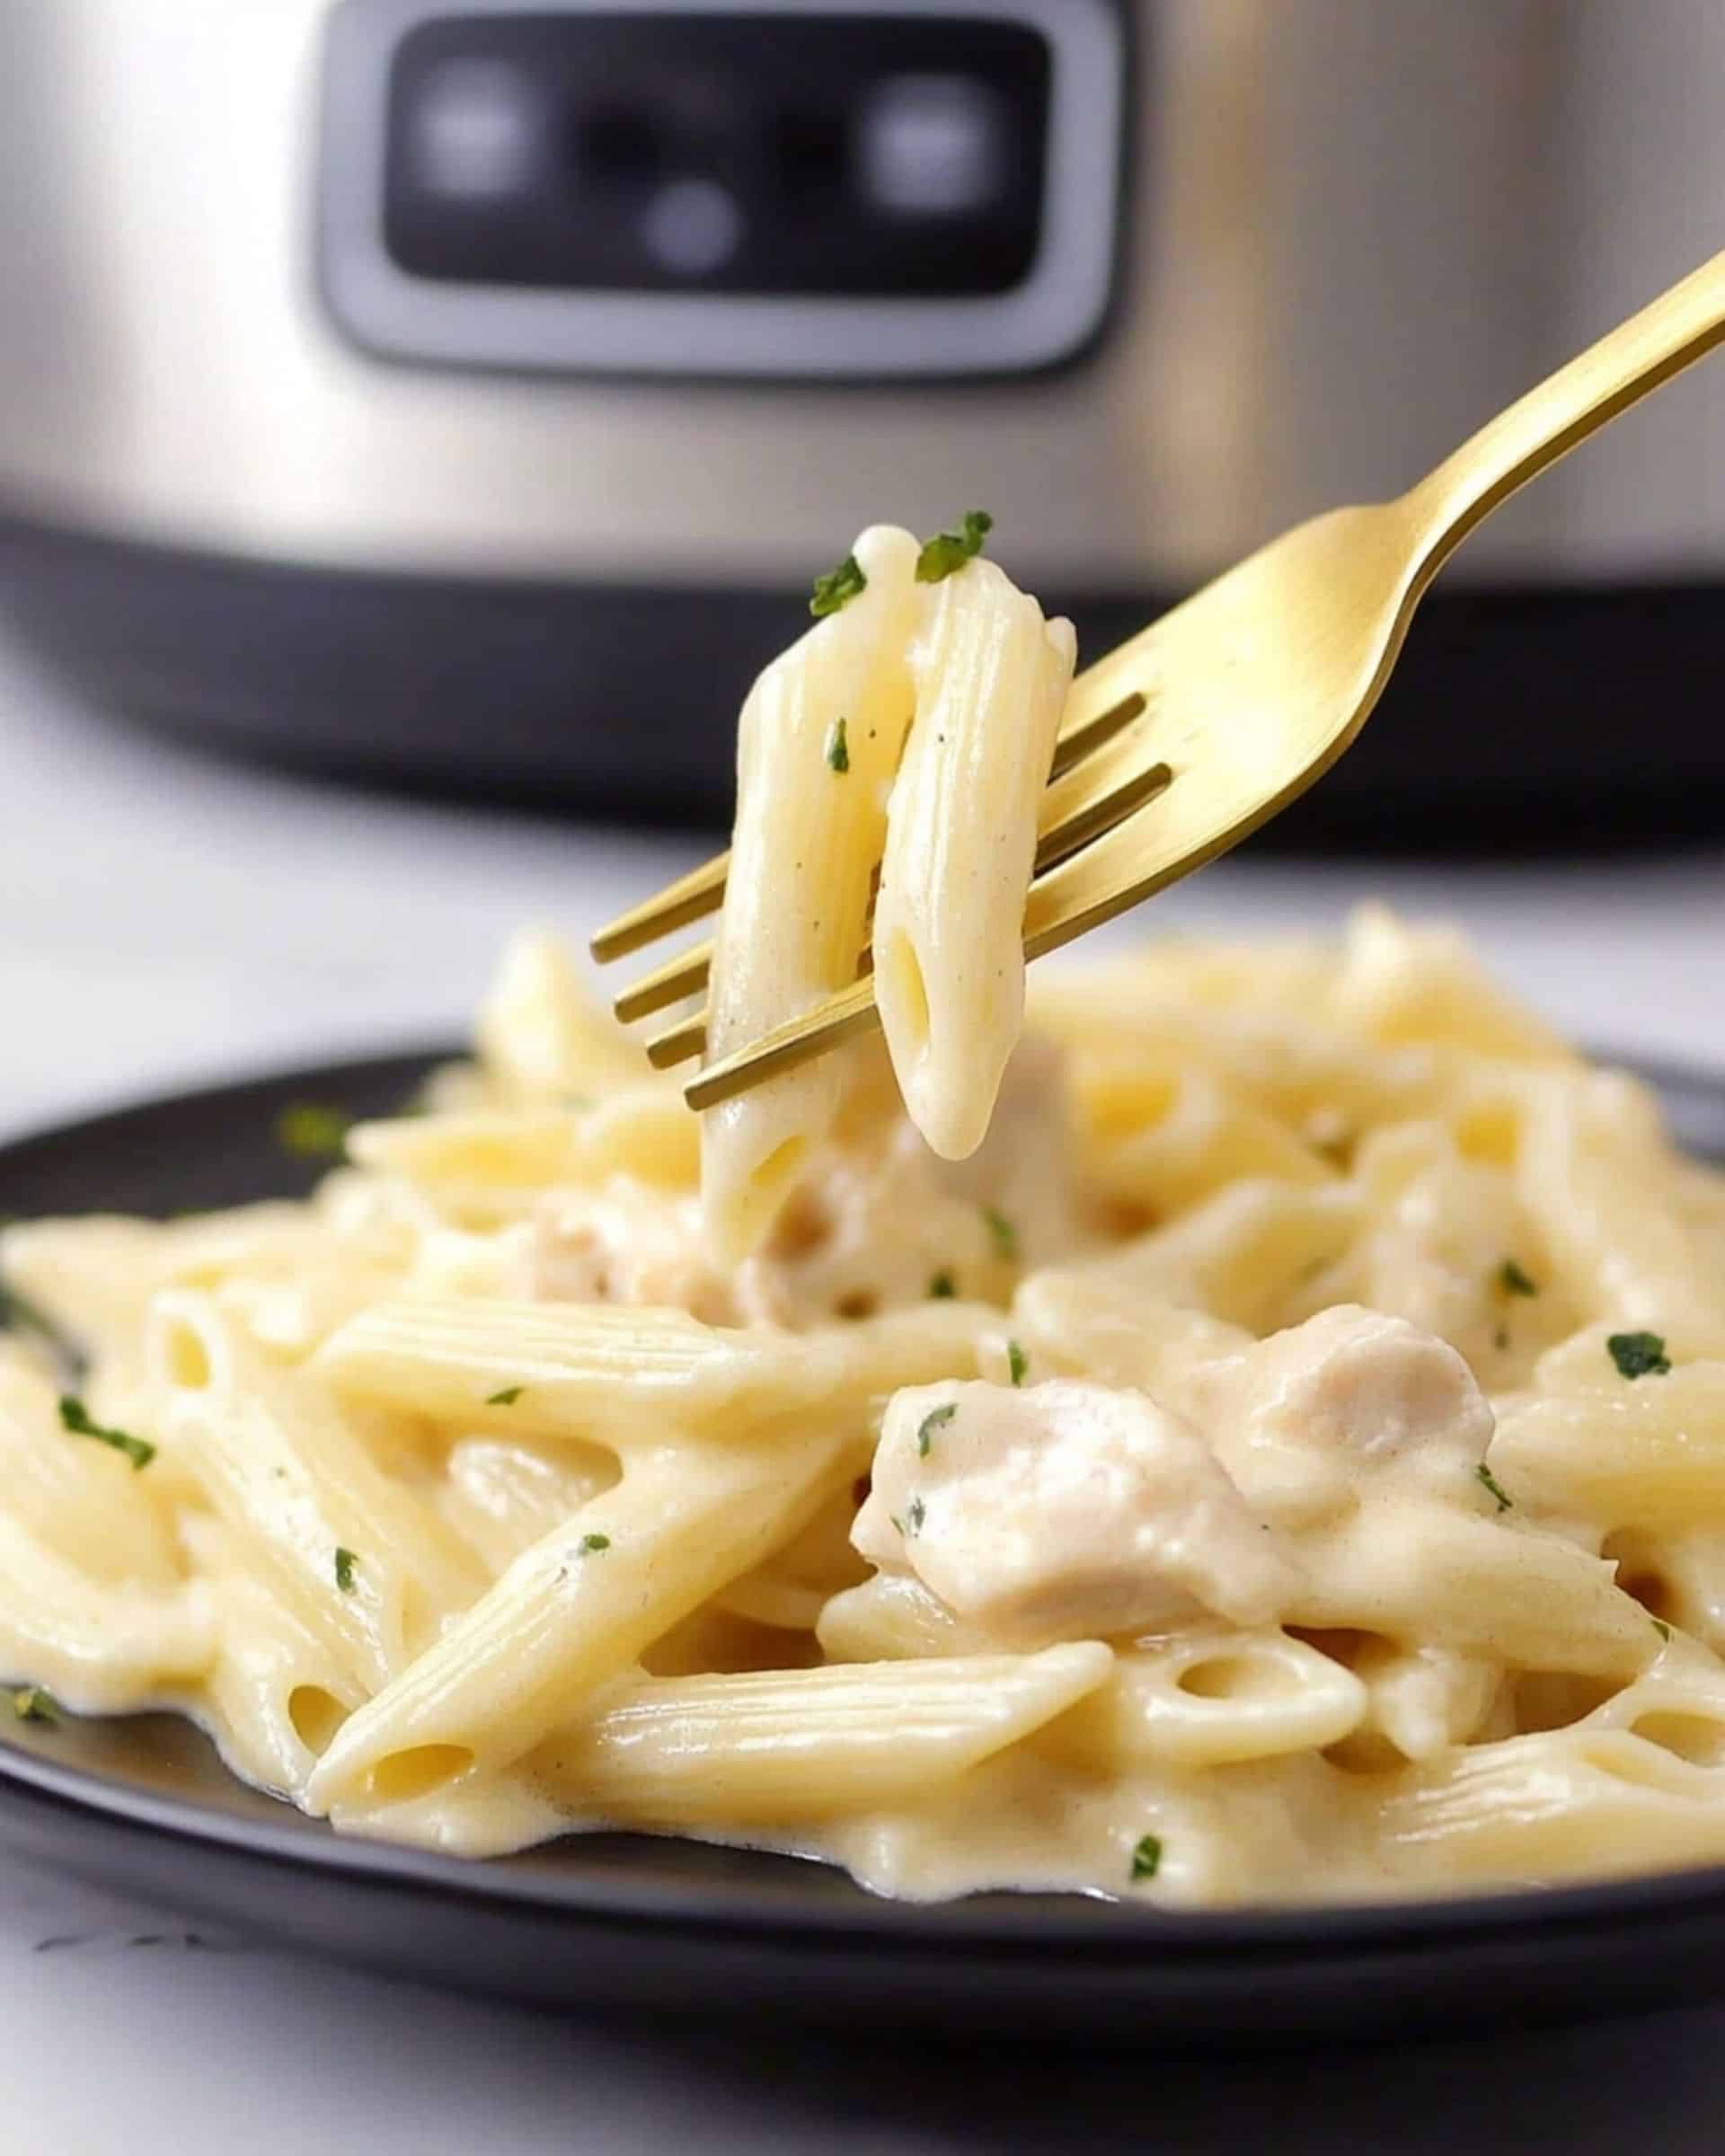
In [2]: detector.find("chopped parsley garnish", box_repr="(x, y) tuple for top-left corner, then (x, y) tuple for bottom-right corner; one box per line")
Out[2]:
(825, 716), (850, 773)
(917, 1402), (956, 1456)
(1129, 1833), (1162, 1882)
(486, 1385), (525, 1407)
(809, 552), (867, 618)
(276, 1103), (350, 1159)
(983, 1206), (1019, 1262)
(1652, 1618), (1673, 1643)
(1609, 1330), (1671, 1380)
(1007, 1339), (1028, 1387)
(1493, 1326), (1510, 1352)
(904, 1497), (925, 1538)
(333, 1548), (358, 1595)
(59, 1395), (155, 1471)
(916, 510), (994, 584)
(927, 1269), (957, 1300)
(579, 1533), (611, 1554)
(1499, 1258), (1538, 1297)
(1476, 1462), (1512, 1513)
(11, 1687), (59, 1726)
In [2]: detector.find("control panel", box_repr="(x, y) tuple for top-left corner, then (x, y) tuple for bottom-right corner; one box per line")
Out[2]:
(321, 1), (1127, 378)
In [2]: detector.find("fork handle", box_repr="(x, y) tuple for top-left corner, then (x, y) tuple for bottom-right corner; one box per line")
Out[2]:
(1406, 250), (1725, 576)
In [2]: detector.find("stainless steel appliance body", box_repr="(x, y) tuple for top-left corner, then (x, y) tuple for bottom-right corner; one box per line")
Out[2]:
(2, 0), (1721, 834)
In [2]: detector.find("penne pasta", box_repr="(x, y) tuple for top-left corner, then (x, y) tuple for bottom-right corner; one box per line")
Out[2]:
(4, 523), (1724, 1914)
(872, 560), (1074, 1159)
(534, 1644), (1112, 1825)
(146, 1294), (486, 1694)
(306, 1432), (862, 1818)
(7, 897), (1723, 1905)
(702, 524), (922, 1259)
(313, 1294), (988, 1444)
(0, 1514), (214, 1712)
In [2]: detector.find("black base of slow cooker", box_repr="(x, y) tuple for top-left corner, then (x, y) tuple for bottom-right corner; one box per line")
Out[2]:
(3, 508), (1721, 849)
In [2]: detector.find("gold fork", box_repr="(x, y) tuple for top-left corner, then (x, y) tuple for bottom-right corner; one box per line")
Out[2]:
(596, 250), (1725, 1112)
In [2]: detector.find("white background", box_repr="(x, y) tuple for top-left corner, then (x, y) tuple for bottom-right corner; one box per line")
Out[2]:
(4, 628), (1725, 2152)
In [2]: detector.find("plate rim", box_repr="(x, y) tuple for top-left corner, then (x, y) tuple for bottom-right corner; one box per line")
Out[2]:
(4, 1034), (1725, 1965)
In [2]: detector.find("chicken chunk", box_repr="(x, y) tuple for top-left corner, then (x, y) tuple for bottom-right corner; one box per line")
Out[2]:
(853, 1378), (1296, 1646)
(1190, 1304), (1494, 1516)
(528, 1034), (1090, 1330)
(732, 1033), (1088, 1326)
(530, 1181), (736, 1324)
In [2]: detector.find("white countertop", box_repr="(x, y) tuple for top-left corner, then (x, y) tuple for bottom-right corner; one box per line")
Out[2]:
(4, 626), (1725, 2152)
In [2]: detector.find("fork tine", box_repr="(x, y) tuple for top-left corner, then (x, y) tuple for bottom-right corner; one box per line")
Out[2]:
(677, 977), (882, 1098)
(662, 748), (1172, 1102)
(1047, 688), (1146, 779)
(612, 729), (1165, 1028)
(613, 940), (713, 1024)
(1022, 765), (1261, 961)
(591, 690), (1147, 970)
(645, 1013), (711, 1071)
(606, 696), (1152, 1025)
(591, 852), (730, 964)
(1035, 748), (1172, 875)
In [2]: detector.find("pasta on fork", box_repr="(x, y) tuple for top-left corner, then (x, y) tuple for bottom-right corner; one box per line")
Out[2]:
(5, 522), (1725, 1909)
(703, 516), (1075, 1253)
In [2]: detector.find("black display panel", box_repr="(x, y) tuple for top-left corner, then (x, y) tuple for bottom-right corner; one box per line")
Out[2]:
(384, 11), (1052, 297)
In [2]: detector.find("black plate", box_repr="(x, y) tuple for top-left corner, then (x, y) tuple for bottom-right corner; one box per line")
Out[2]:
(4, 1043), (1725, 2046)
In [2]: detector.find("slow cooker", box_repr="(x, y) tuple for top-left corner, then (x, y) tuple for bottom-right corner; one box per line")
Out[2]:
(2, 0), (1722, 839)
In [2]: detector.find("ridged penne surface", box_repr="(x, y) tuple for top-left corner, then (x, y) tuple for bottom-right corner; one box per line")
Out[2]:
(535, 1644), (1112, 1823)
(314, 1294), (988, 1443)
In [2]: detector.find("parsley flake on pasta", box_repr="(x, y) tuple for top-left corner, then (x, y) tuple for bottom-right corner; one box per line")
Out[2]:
(58, 1396), (155, 1471)
(809, 552), (867, 617)
(1475, 1462), (1513, 1513)
(1608, 1331), (1671, 1380)
(917, 1403), (956, 1456)
(1130, 1834), (1163, 1883)
(916, 509), (994, 584)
